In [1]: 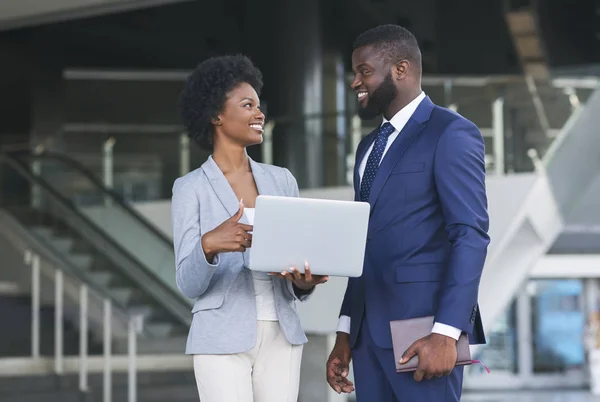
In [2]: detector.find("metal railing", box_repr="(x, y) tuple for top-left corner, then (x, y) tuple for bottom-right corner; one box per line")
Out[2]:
(23, 248), (143, 402)
(83, 88), (584, 201)
(0, 151), (192, 326)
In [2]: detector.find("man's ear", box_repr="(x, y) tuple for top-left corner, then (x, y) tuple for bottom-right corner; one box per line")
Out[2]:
(393, 60), (410, 80)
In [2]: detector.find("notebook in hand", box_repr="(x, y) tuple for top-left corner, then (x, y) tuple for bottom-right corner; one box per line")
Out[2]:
(390, 316), (471, 373)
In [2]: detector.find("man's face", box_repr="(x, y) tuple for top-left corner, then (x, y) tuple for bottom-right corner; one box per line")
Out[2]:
(351, 45), (398, 120)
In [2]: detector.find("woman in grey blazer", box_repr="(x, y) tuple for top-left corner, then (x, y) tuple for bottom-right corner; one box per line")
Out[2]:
(172, 55), (328, 402)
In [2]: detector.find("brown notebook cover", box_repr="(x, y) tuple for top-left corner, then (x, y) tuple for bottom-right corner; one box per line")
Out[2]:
(390, 316), (471, 373)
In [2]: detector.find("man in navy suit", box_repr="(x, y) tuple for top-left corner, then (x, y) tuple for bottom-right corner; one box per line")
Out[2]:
(326, 25), (490, 401)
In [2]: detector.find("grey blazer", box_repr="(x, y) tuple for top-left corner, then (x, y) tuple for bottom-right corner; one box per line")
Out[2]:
(171, 155), (310, 355)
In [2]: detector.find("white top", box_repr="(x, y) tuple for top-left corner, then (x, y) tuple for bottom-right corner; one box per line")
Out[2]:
(244, 208), (278, 321)
(339, 92), (461, 341)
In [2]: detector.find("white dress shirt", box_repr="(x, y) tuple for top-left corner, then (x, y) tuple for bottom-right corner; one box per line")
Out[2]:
(337, 91), (461, 341)
(244, 208), (278, 321)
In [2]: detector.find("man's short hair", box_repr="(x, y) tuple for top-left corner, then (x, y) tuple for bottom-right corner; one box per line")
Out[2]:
(353, 24), (422, 69)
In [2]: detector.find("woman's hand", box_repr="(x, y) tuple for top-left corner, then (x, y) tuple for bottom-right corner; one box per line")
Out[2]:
(201, 200), (253, 261)
(271, 261), (329, 290)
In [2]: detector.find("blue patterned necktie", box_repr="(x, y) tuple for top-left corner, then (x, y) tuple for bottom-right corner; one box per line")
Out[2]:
(360, 122), (395, 202)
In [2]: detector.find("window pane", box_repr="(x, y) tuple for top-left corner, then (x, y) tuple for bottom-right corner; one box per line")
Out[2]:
(470, 300), (519, 376)
(531, 280), (585, 374)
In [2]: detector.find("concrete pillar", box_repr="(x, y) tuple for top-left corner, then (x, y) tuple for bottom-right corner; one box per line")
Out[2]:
(492, 95), (505, 176)
(27, 28), (66, 154)
(0, 35), (31, 206)
(585, 279), (600, 318)
(30, 58), (66, 152)
(0, 36), (30, 149)
(267, 2), (350, 399)
(322, 51), (347, 187)
(320, 0), (349, 187)
(270, 0), (323, 189)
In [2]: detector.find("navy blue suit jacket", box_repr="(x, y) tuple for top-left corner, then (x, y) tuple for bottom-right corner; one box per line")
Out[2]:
(340, 96), (489, 349)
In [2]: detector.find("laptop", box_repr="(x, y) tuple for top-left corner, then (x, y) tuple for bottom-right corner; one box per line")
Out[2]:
(248, 195), (370, 277)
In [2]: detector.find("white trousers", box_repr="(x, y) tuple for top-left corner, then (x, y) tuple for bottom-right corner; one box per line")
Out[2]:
(193, 321), (303, 402)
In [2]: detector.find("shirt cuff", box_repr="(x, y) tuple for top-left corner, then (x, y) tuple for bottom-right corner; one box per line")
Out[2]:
(432, 322), (462, 341)
(337, 315), (351, 334)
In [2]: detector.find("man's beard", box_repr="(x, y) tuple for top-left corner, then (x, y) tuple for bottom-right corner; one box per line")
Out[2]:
(358, 73), (397, 120)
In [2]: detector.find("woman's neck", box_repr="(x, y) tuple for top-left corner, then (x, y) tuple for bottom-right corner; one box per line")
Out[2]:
(212, 146), (250, 174)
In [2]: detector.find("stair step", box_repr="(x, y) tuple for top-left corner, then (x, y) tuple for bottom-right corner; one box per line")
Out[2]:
(125, 306), (189, 335)
(65, 254), (94, 271)
(88, 271), (114, 287)
(109, 288), (134, 305)
(31, 226), (80, 255)
(145, 322), (175, 338)
(0, 282), (21, 296)
(126, 304), (155, 318)
(136, 335), (187, 354)
(30, 226), (54, 239)
(50, 238), (74, 253)
(0, 371), (197, 402)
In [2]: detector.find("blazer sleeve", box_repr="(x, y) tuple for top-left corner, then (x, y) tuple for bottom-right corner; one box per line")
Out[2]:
(171, 176), (220, 299)
(339, 279), (353, 317)
(282, 167), (314, 302)
(433, 118), (490, 334)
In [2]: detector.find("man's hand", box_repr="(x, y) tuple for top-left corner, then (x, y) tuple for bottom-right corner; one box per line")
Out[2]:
(399, 333), (458, 382)
(326, 333), (355, 394)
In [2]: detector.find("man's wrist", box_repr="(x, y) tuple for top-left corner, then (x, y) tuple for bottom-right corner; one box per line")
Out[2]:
(431, 332), (458, 344)
(335, 331), (350, 344)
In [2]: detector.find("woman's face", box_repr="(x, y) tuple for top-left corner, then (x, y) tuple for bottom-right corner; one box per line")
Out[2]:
(214, 82), (265, 148)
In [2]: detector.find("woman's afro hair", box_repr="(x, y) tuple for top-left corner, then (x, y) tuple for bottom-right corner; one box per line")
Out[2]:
(179, 55), (264, 151)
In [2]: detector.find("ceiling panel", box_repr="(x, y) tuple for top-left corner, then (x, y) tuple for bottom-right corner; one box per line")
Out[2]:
(0, 0), (190, 31)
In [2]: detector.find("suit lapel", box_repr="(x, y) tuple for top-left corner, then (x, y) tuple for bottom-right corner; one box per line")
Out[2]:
(249, 157), (279, 196)
(201, 155), (279, 222)
(367, 96), (435, 210)
(201, 156), (243, 220)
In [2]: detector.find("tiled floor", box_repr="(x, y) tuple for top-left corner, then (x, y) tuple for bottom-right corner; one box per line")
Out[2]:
(463, 391), (600, 401)
(347, 390), (600, 401)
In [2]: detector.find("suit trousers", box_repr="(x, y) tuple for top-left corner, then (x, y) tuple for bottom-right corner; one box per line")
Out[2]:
(352, 314), (464, 402)
(193, 321), (303, 402)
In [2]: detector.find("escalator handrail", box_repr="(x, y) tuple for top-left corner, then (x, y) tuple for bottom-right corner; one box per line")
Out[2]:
(6, 150), (174, 247)
(0, 152), (192, 326)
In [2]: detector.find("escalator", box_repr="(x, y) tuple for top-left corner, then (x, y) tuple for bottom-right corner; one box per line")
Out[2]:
(0, 150), (190, 343)
(475, 86), (600, 347)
